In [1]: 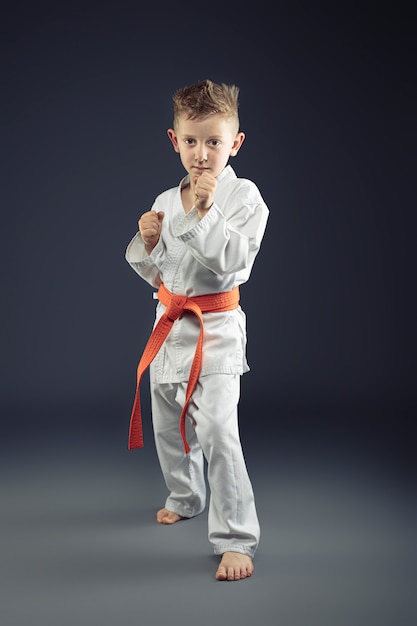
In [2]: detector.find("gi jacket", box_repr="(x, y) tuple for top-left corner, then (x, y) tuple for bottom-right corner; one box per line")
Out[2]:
(126, 165), (269, 384)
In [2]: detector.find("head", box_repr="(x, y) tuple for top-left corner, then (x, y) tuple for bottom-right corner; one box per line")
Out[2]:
(167, 79), (245, 179)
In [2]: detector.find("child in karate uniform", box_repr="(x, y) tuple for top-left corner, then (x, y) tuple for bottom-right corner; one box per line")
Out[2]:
(126, 79), (269, 581)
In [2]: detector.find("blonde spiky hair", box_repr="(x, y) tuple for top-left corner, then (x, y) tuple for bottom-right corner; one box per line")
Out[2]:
(172, 79), (240, 132)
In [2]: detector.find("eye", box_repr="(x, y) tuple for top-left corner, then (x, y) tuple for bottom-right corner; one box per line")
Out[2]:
(208, 139), (221, 147)
(184, 138), (195, 145)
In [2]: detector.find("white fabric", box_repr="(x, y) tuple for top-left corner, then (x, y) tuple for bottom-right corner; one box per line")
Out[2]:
(126, 165), (268, 556)
(125, 165), (269, 383)
(151, 376), (260, 557)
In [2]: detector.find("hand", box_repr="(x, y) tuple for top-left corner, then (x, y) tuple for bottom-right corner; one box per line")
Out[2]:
(194, 171), (217, 214)
(138, 210), (164, 252)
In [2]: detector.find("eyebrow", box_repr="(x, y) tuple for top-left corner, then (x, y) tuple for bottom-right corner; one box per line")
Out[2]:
(181, 134), (224, 140)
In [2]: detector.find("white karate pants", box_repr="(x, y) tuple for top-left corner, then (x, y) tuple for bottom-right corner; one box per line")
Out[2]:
(150, 374), (260, 557)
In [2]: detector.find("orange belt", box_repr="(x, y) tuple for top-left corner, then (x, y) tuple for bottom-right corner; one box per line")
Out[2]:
(128, 283), (240, 453)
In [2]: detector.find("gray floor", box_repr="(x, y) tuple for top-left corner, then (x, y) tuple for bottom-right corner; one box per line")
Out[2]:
(1, 417), (415, 626)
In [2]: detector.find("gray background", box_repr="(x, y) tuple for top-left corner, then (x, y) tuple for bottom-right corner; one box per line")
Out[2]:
(1, 2), (415, 625)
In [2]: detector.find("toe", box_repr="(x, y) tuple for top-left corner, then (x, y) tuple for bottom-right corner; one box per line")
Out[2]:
(227, 567), (239, 581)
(216, 566), (227, 581)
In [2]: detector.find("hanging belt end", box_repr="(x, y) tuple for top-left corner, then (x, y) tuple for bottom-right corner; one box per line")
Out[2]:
(128, 437), (144, 451)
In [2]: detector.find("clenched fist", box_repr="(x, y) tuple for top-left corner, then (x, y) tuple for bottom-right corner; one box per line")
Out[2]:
(139, 210), (164, 253)
(193, 171), (217, 215)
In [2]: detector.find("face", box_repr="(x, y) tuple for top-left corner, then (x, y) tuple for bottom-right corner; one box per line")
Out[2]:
(167, 114), (245, 181)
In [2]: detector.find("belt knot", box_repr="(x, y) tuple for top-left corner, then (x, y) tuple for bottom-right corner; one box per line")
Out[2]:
(165, 295), (188, 321)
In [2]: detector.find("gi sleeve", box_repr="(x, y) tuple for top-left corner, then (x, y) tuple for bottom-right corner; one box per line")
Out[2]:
(175, 180), (269, 276)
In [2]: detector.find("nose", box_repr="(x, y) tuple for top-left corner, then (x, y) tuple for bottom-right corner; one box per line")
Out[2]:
(195, 143), (207, 162)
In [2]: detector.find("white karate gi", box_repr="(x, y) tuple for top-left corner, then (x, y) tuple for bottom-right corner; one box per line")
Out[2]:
(126, 165), (269, 557)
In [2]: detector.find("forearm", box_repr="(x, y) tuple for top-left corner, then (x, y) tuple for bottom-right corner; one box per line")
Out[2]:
(125, 232), (164, 288)
(177, 202), (268, 276)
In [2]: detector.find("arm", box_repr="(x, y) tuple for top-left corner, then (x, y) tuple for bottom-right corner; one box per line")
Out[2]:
(125, 210), (165, 288)
(176, 181), (269, 277)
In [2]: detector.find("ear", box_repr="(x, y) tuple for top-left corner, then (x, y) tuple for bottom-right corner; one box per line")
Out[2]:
(230, 131), (245, 157)
(167, 128), (180, 153)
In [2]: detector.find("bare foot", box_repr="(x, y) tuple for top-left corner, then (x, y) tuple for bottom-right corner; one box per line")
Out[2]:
(215, 551), (254, 581)
(156, 507), (185, 525)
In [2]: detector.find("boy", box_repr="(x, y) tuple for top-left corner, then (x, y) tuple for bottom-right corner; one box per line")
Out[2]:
(126, 80), (269, 581)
